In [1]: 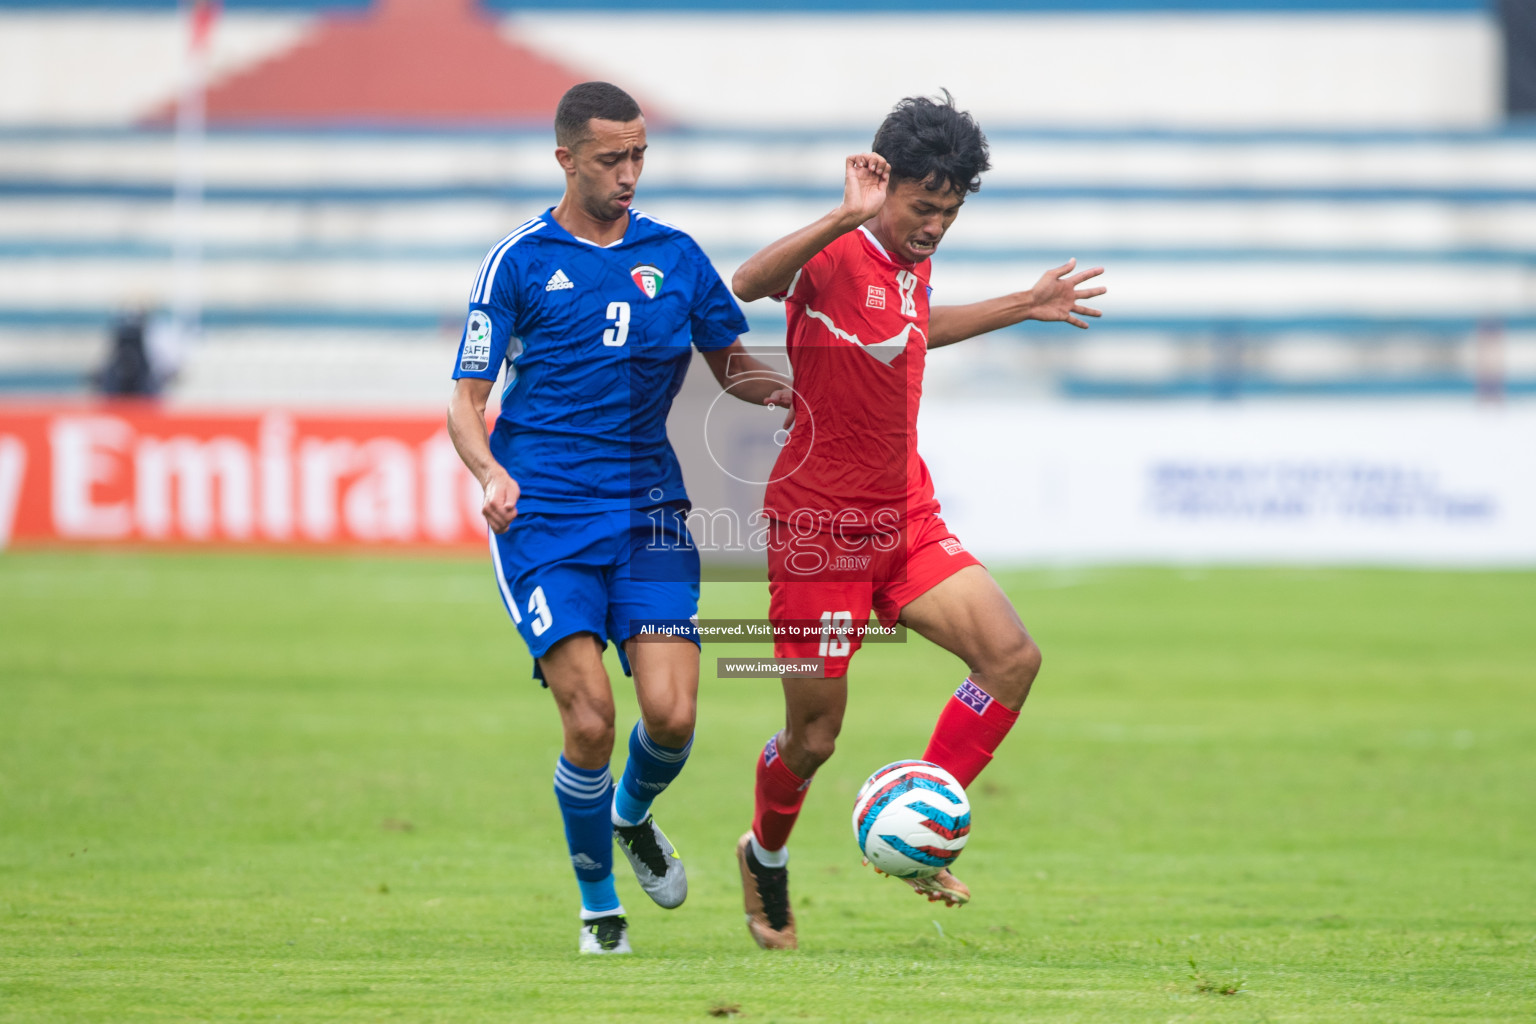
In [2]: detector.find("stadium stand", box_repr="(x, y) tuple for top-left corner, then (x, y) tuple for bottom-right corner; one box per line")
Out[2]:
(0, 0), (1529, 403)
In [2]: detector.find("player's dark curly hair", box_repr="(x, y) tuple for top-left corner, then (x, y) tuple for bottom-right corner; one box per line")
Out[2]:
(555, 82), (642, 148)
(872, 90), (990, 195)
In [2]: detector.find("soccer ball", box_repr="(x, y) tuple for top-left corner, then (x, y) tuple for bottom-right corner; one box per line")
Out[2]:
(851, 760), (970, 879)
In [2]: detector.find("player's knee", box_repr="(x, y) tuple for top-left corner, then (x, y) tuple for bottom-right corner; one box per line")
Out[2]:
(1001, 637), (1042, 698)
(784, 719), (839, 774)
(644, 706), (696, 749)
(1012, 636), (1043, 685)
(564, 714), (616, 763)
(978, 635), (1041, 708)
(802, 731), (836, 769)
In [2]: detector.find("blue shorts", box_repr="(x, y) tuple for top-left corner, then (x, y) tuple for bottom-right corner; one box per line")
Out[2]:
(488, 504), (701, 681)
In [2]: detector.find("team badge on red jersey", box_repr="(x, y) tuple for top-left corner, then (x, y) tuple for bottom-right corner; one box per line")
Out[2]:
(630, 264), (665, 299)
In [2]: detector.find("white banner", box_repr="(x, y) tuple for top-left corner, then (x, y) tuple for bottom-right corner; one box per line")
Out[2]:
(919, 401), (1536, 566)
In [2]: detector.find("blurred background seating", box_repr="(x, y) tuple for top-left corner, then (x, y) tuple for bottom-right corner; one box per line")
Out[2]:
(0, 0), (1530, 405)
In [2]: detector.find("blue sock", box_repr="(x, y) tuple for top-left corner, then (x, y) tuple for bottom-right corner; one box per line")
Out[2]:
(553, 756), (621, 917)
(612, 722), (693, 827)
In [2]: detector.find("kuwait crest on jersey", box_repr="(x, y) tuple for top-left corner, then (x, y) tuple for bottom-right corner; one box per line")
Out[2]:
(630, 263), (665, 299)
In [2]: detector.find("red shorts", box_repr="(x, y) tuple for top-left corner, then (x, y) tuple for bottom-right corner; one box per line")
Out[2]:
(767, 512), (981, 677)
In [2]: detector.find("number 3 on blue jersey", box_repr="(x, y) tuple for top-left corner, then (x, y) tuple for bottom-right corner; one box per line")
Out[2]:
(450, 208), (750, 515)
(602, 301), (630, 347)
(528, 586), (554, 636)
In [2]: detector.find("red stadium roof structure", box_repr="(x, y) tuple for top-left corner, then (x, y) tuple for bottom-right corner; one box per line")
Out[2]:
(146, 0), (644, 127)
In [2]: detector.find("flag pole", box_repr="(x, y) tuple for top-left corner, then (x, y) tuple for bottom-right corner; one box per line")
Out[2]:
(172, 0), (217, 348)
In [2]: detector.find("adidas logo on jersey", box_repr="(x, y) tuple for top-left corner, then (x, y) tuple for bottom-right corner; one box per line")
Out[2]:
(546, 269), (574, 291)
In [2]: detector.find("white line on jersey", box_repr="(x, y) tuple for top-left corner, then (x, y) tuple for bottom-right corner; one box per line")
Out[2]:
(633, 209), (681, 232)
(475, 220), (546, 304)
(803, 306), (926, 365)
(470, 217), (539, 302)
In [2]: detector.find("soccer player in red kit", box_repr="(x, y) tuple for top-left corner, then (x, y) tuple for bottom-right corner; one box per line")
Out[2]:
(728, 93), (1106, 950)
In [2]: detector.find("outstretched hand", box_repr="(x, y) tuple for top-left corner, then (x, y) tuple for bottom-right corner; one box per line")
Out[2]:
(841, 153), (890, 225)
(1028, 258), (1106, 329)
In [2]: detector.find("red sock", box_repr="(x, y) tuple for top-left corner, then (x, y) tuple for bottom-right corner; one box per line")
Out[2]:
(752, 734), (812, 851)
(922, 678), (1021, 789)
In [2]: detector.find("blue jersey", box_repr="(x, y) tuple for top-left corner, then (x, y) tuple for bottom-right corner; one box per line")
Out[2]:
(453, 207), (748, 513)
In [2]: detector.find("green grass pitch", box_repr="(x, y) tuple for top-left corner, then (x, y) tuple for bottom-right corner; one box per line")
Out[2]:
(2, 551), (1533, 1022)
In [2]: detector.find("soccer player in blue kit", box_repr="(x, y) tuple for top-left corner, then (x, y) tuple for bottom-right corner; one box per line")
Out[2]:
(446, 83), (790, 954)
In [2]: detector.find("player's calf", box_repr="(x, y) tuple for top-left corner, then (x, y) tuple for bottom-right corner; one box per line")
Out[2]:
(612, 722), (692, 827)
(776, 673), (847, 778)
(554, 757), (628, 937)
(920, 633), (1040, 790)
(752, 733), (814, 854)
(544, 634), (620, 765)
(923, 677), (1022, 790)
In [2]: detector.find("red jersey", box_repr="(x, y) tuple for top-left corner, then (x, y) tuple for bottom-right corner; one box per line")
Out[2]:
(764, 227), (939, 534)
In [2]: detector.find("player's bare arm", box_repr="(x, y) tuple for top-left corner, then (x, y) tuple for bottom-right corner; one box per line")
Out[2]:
(731, 154), (890, 302)
(702, 339), (795, 423)
(928, 258), (1107, 349)
(446, 376), (520, 532)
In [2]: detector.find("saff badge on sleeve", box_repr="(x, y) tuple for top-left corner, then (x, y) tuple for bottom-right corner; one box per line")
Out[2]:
(460, 309), (493, 372)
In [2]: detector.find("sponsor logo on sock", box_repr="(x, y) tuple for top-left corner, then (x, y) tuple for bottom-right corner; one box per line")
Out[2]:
(571, 853), (601, 870)
(763, 735), (779, 766)
(638, 780), (669, 792)
(546, 268), (574, 291)
(956, 677), (993, 715)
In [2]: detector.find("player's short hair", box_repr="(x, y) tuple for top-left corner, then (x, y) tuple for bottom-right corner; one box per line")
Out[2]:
(555, 82), (643, 149)
(872, 90), (990, 196)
